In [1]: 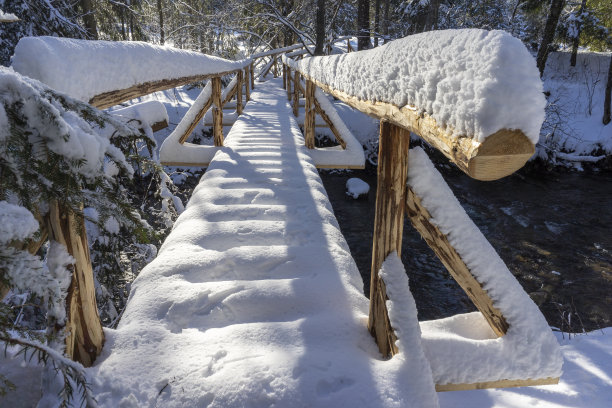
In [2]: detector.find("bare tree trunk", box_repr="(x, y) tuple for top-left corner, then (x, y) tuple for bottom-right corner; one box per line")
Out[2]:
(570, 0), (587, 67)
(357, 0), (370, 50)
(382, 0), (390, 43)
(80, 0), (98, 40)
(157, 0), (165, 45)
(314, 0), (326, 55)
(603, 56), (612, 125)
(536, 0), (565, 77)
(120, 3), (126, 41)
(374, 0), (381, 47)
(426, 0), (440, 31)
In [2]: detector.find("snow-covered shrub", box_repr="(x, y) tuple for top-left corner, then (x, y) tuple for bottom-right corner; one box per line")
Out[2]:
(0, 67), (183, 403)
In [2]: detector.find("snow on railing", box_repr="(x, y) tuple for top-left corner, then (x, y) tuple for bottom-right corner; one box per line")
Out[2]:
(284, 29), (546, 181)
(11, 36), (251, 109)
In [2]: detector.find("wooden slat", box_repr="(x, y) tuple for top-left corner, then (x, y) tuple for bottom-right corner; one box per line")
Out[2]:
(89, 69), (241, 109)
(368, 121), (409, 358)
(293, 74), (534, 181)
(304, 80), (316, 149)
(286, 67), (292, 100)
(314, 98), (346, 149)
(212, 77), (223, 146)
(151, 119), (169, 132)
(405, 188), (509, 336)
(436, 377), (559, 392)
(250, 62), (255, 89)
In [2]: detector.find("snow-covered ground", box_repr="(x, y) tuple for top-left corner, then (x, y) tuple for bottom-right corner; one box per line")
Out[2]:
(537, 51), (611, 166)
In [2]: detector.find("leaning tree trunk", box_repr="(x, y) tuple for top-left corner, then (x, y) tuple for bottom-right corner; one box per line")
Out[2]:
(80, 0), (98, 40)
(570, 0), (587, 67)
(537, 0), (565, 77)
(314, 0), (326, 56)
(357, 0), (370, 50)
(603, 56), (612, 125)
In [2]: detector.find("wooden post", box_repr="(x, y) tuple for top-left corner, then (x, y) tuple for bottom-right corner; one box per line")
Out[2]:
(211, 76), (223, 146)
(293, 70), (300, 117)
(236, 69), (243, 115)
(282, 64), (287, 90)
(250, 62), (255, 89)
(304, 80), (316, 149)
(245, 66), (251, 102)
(286, 66), (292, 101)
(45, 201), (104, 367)
(368, 121), (410, 358)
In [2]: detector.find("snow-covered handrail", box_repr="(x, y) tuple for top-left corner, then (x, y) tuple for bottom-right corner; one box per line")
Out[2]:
(11, 36), (251, 109)
(284, 29), (546, 181)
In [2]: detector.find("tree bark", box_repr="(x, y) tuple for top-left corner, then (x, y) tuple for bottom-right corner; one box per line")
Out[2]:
(536, 0), (565, 77)
(382, 0), (390, 43)
(570, 0), (587, 67)
(157, 0), (165, 45)
(80, 0), (98, 40)
(314, 0), (326, 56)
(357, 0), (370, 50)
(603, 56), (612, 125)
(426, 0), (440, 31)
(374, 0), (381, 47)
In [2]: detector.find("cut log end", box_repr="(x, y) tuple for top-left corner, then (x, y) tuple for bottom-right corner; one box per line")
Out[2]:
(467, 129), (535, 181)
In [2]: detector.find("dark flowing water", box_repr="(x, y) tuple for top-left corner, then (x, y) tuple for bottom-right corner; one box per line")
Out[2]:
(320, 165), (612, 333)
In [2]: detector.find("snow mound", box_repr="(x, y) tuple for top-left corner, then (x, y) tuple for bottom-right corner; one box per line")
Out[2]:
(0, 201), (38, 243)
(409, 147), (563, 385)
(345, 178), (369, 199)
(286, 29), (545, 144)
(111, 101), (168, 128)
(11, 37), (250, 103)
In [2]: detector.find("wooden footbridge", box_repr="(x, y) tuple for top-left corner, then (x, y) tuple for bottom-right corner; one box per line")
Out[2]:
(10, 33), (562, 407)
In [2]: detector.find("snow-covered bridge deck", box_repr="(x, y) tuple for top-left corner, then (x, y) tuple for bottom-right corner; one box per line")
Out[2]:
(90, 79), (438, 407)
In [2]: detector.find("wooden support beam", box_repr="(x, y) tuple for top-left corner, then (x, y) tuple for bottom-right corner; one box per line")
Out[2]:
(293, 74), (534, 181)
(314, 98), (346, 149)
(436, 377), (559, 392)
(245, 66), (251, 101)
(89, 69), (241, 109)
(304, 80), (316, 149)
(286, 66), (292, 101)
(282, 64), (287, 90)
(236, 70), (243, 115)
(211, 77), (223, 146)
(405, 187), (509, 336)
(368, 121), (410, 358)
(45, 201), (104, 367)
(293, 70), (300, 117)
(178, 97), (212, 144)
(250, 62), (255, 89)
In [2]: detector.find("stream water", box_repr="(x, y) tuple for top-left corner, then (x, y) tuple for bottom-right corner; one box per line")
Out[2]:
(319, 164), (612, 333)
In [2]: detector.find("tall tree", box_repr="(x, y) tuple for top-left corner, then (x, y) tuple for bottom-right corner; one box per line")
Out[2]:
(536, 0), (565, 77)
(604, 55), (612, 125)
(157, 0), (165, 44)
(374, 0), (381, 46)
(314, 0), (326, 55)
(569, 0), (587, 66)
(357, 0), (370, 50)
(80, 0), (98, 39)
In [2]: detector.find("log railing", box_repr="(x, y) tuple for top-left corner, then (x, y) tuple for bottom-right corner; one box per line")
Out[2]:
(282, 48), (535, 365)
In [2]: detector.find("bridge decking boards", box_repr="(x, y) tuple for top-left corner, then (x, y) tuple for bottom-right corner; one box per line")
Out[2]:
(91, 79), (438, 408)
